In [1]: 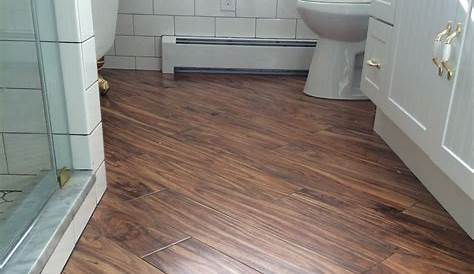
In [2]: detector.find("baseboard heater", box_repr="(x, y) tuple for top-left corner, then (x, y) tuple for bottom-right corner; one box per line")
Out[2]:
(162, 36), (317, 75)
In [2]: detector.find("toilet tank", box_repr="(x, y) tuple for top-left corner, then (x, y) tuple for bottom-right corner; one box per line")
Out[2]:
(92, 0), (119, 60)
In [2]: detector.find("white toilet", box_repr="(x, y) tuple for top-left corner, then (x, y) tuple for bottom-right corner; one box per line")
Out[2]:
(297, 0), (370, 100)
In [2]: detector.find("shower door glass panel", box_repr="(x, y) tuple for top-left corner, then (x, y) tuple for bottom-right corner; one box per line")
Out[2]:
(0, 0), (59, 267)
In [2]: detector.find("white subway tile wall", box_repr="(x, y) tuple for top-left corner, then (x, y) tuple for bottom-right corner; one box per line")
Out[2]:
(116, 14), (134, 35)
(216, 17), (255, 37)
(119, 0), (153, 14)
(3, 134), (51, 174)
(256, 18), (296, 38)
(236, 0), (277, 18)
(115, 36), (156, 56)
(195, 0), (235, 17)
(105, 0), (317, 70)
(154, 0), (195, 15)
(133, 15), (174, 36)
(277, 0), (300, 18)
(136, 57), (162, 70)
(175, 16), (215, 36)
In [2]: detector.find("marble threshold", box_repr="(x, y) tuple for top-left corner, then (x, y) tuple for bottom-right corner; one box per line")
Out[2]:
(0, 170), (97, 274)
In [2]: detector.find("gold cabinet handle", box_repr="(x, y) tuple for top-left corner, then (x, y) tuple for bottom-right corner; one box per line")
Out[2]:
(442, 62), (455, 81)
(435, 22), (452, 42)
(367, 59), (381, 69)
(442, 23), (462, 80)
(432, 58), (444, 76)
(433, 22), (452, 76)
(445, 23), (462, 45)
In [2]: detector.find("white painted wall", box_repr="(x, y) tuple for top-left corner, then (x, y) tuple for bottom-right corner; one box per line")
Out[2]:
(105, 0), (317, 70)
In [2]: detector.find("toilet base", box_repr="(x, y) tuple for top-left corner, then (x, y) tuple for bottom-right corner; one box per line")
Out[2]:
(304, 38), (368, 100)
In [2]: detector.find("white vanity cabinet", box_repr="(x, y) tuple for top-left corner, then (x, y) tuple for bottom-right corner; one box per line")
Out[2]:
(362, 0), (473, 237)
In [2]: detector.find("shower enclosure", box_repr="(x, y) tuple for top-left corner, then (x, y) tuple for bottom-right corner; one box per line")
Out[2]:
(0, 0), (60, 267)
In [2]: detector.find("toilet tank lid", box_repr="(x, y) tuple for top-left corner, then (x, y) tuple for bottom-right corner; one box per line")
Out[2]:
(301, 0), (371, 3)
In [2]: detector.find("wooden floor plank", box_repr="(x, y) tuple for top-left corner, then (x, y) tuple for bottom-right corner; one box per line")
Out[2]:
(402, 202), (465, 234)
(62, 223), (166, 274)
(366, 250), (474, 274)
(105, 160), (166, 201)
(90, 193), (190, 257)
(144, 238), (262, 274)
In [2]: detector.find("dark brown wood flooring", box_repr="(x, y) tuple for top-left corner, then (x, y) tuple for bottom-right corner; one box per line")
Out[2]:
(63, 70), (474, 274)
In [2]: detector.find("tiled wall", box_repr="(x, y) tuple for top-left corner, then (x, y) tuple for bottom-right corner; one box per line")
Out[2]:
(105, 0), (317, 70)
(0, 0), (105, 177)
(37, 0), (105, 173)
(0, 0), (51, 176)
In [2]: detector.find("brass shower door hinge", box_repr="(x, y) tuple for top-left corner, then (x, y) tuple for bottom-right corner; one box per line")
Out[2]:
(58, 167), (72, 188)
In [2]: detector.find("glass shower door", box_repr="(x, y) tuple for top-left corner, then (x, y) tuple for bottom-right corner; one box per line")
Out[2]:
(0, 0), (59, 267)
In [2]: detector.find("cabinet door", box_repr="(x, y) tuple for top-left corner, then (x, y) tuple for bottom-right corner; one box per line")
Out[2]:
(439, 4), (473, 198)
(386, 0), (459, 154)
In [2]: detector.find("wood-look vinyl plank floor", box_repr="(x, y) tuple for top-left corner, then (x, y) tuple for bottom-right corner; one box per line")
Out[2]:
(63, 70), (474, 274)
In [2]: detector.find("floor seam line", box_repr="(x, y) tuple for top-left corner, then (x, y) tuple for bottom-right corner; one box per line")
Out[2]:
(401, 200), (420, 214)
(188, 237), (266, 274)
(125, 189), (166, 203)
(140, 236), (192, 258)
(362, 251), (397, 273)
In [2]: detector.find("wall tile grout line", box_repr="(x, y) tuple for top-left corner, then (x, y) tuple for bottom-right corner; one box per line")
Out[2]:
(1, 133), (10, 174)
(276, 0), (279, 18)
(294, 18), (298, 39)
(254, 18), (258, 38)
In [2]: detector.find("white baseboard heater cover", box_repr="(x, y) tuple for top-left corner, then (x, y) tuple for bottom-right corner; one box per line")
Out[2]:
(162, 36), (317, 75)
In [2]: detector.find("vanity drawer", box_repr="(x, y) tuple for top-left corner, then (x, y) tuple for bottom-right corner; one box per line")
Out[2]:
(361, 18), (394, 105)
(371, 0), (397, 25)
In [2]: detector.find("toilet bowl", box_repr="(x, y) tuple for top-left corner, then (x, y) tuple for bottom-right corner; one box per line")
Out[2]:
(297, 0), (370, 100)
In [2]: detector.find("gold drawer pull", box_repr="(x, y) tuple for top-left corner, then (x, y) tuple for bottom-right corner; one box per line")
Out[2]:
(367, 59), (381, 69)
